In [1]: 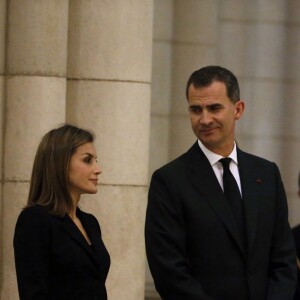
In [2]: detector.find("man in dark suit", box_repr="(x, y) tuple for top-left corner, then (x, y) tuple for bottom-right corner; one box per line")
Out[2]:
(145, 66), (297, 300)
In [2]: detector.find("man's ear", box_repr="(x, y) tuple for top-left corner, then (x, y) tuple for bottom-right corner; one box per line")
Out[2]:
(235, 100), (245, 120)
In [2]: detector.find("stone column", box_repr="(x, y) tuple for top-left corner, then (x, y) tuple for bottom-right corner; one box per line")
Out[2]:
(66, 1), (153, 299)
(147, 1), (219, 298)
(169, 0), (219, 160)
(0, 0), (6, 295)
(218, 0), (287, 157)
(218, 1), (298, 219)
(147, 1), (173, 298)
(282, 1), (300, 226)
(1, 1), (68, 299)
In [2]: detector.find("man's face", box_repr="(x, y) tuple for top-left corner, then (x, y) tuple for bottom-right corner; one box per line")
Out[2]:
(188, 81), (244, 156)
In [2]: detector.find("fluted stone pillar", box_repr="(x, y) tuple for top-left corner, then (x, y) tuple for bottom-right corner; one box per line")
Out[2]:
(0, 0), (6, 295)
(169, 0), (218, 160)
(218, 0), (287, 159)
(147, 1), (173, 298)
(146, 1), (219, 298)
(218, 1), (300, 224)
(282, 1), (300, 226)
(1, 1), (68, 299)
(66, 1), (153, 299)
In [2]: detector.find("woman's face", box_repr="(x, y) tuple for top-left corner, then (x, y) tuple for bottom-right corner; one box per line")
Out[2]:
(68, 142), (101, 203)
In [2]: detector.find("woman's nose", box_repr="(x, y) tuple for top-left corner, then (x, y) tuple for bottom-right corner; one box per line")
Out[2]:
(94, 163), (102, 175)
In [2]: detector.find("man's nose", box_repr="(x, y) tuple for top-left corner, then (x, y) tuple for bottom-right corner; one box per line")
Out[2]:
(199, 110), (212, 125)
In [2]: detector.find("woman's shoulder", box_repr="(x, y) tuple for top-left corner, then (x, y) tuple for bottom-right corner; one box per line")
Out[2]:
(16, 205), (53, 228)
(19, 204), (49, 217)
(14, 205), (53, 249)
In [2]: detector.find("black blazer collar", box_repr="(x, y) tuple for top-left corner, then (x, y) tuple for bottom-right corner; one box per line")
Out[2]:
(60, 208), (101, 271)
(184, 142), (246, 256)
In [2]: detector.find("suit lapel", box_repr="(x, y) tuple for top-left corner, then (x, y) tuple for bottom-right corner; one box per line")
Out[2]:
(237, 149), (259, 255)
(184, 143), (246, 256)
(60, 209), (100, 269)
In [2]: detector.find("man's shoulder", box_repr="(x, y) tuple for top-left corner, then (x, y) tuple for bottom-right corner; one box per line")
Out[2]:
(153, 150), (190, 175)
(155, 142), (201, 171)
(238, 148), (276, 167)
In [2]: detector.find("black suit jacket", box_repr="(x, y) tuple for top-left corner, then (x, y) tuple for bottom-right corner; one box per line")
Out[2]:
(14, 205), (110, 300)
(145, 142), (297, 300)
(292, 225), (300, 299)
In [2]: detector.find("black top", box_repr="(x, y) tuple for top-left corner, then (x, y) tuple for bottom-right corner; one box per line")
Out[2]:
(14, 205), (110, 300)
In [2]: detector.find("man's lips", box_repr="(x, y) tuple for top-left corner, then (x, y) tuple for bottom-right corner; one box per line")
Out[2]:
(199, 128), (216, 133)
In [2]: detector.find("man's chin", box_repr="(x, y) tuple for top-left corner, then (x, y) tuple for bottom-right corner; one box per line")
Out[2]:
(199, 135), (217, 145)
(198, 138), (219, 149)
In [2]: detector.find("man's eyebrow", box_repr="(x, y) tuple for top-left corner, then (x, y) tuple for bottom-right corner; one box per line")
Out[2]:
(189, 103), (223, 108)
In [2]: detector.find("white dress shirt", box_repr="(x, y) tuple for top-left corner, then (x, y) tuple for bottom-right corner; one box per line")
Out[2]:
(198, 140), (242, 196)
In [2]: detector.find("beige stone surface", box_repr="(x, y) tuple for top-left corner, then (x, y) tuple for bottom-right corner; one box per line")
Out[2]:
(282, 82), (300, 136)
(288, 0), (300, 23)
(169, 115), (195, 160)
(244, 23), (286, 79)
(174, 0), (218, 43)
(0, 0), (6, 73)
(153, 0), (174, 40)
(67, 0), (153, 82)
(240, 136), (284, 166)
(171, 44), (216, 114)
(66, 80), (151, 186)
(151, 42), (172, 114)
(218, 22), (248, 77)
(219, 0), (286, 21)
(149, 116), (170, 177)
(1, 182), (30, 300)
(5, 76), (66, 181)
(240, 79), (284, 136)
(277, 140), (300, 192)
(7, 0), (68, 75)
(79, 185), (147, 300)
(289, 192), (300, 227)
(286, 26), (300, 80)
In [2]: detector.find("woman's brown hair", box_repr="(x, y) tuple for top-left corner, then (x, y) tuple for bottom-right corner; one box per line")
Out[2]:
(27, 124), (94, 216)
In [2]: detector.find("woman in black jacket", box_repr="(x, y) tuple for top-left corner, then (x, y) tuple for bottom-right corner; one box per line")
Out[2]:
(14, 124), (110, 300)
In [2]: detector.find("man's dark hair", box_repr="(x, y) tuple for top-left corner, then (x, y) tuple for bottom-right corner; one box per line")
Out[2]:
(185, 65), (240, 103)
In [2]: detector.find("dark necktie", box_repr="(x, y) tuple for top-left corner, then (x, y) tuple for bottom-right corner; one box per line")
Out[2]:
(220, 158), (245, 246)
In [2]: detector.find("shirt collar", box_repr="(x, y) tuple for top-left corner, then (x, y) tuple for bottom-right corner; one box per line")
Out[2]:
(197, 140), (238, 166)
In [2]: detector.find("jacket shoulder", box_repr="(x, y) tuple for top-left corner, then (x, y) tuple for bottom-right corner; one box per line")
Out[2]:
(238, 148), (278, 168)
(17, 205), (50, 221)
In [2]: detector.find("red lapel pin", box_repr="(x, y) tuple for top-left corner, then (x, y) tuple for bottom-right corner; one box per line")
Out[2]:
(256, 179), (261, 184)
